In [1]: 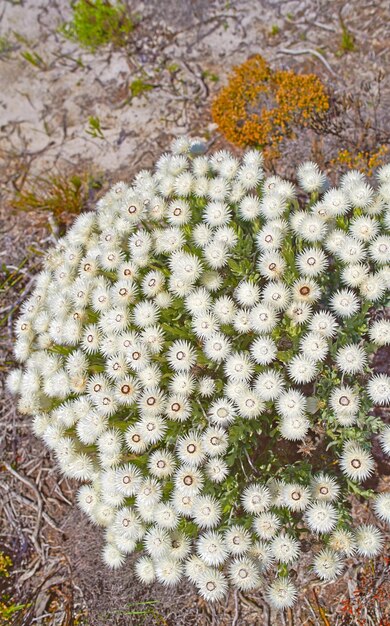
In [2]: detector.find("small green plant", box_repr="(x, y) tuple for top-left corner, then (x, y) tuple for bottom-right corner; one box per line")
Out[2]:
(130, 78), (154, 99)
(21, 50), (47, 69)
(11, 172), (102, 226)
(86, 116), (105, 139)
(60, 0), (134, 51)
(201, 69), (219, 83)
(0, 35), (13, 57)
(123, 601), (168, 624)
(0, 552), (29, 624)
(270, 24), (280, 36)
(338, 16), (356, 54)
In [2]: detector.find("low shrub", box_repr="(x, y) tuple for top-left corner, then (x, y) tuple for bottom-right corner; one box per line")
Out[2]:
(211, 55), (329, 160)
(7, 139), (390, 607)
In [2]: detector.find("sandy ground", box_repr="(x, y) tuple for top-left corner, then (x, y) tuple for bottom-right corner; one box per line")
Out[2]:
(1, 1), (390, 624)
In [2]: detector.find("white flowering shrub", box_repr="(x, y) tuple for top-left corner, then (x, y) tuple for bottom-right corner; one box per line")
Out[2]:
(7, 138), (390, 609)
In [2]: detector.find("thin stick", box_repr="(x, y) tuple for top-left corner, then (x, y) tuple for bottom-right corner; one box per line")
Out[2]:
(277, 48), (338, 77)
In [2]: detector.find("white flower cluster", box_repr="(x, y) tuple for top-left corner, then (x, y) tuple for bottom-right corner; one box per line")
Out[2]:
(7, 138), (390, 609)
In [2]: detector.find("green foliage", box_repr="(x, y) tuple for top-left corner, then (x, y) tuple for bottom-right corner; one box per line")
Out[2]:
(60, 0), (134, 50)
(86, 115), (105, 139)
(0, 552), (29, 624)
(11, 171), (103, 224)
(0, 35), (13, 57)
(130, 78), (154, 99)
(338, 16), (356, 54)
(21, 50), (47, 69)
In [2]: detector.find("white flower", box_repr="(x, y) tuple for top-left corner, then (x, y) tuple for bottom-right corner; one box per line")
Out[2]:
(203, 241), (229, 269)
(266, 577), (297, 609)
(154, 503), (178, 530)
(192, 495), (221, 528)
(174, 467), (203, 498)
(242, 484), (271, 514)
(369, 320), (390, 346)
(253, 512), (281, 540)
(237, 164), (263, 190)
(277, 390), (307, 419)
(354, 525), (383, 557)
(235, 388), (265, 419)
(204, 333), (232, 363)
(234, 280), (260, 307)
(340, 442), (374, 482)
(308, 311), (338, 337)
(360, 273), (386, 301)
(335, 236), (366, 264)
(208, 397), (237, 425)
(250, 337), (277, 365)
(349, 216), (379, 241)
(148, 449), (176, 478)
(292, 278), (321, 303)
(198, 376), (216, 397)
(297, 161), (326, 193)
(367, 374), (390, 405)
(103, 544), (125, 569)
(329, 386), (359, 425)
(224, 352), (254, 383)
(238, 195), (261, 220)
(196, 569), (228, 602)
(380, 425), (390, 456)
(229, 558), (260, 591)
(135, 557), (156, 584)
(280, 414), (310, 441)
(348, 182), (374, 209)
(144, 527), (170, 558)
(335, 344), (367, 374)
(331, 289), (360, 318)
(167, 340), (197, 372)
(373, 493), (390, 524)
(184, 287), (211, 315)
(224, 525), (252, 555)
(305, 502), (338, 534)
(258, 250), (286, 279)
(249, 303), (278, 333)
(313, 549), (343, 581)
(176, 430), (205, 467)
(192, 223), (213, 248)
(155, 559), (183, 586)
(213, 296), (236, 323)
(300, 332), (329, 362)
(299, 215), (328, 242)
(369, 235), (390, 264)
(256, 225), (283, 251)
(138, 415), (167, 444)
(262, 281), (290, 311)
(296, 247), (328, 277)
(322, 189), (350, 217)
(329, 529), (356, 556)
(271, 534), (300, 564)
(282, 484), (311, 511)
(310, 473), (340, 502)
(254, 370), (285, 401)
(341, 263), (369, 288)
(204, 458), (229, 483)
(197, 531), (228, 566)
(203, 201), (231, 227)
(114, 464), (142, 496)
(165, 394), (190, 423)
(287, 354), (318, 384)
(202, 426), (228, 457)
